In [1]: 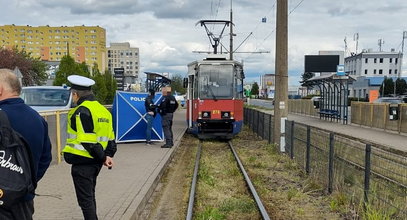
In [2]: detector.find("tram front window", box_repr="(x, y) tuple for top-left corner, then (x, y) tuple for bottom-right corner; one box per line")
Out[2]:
(199, 64), (233, 99)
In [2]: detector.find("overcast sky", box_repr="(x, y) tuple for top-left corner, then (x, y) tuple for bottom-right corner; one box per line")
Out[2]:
(1, 0), (407, 85)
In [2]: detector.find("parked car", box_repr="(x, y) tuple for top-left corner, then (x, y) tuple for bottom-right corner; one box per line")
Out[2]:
(20, 86), (73, 111)
(373, 97), (403, 104)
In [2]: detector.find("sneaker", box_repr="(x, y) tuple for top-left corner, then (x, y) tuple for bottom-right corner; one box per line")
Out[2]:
(161, 144), (172, 148)
(146, 141), (151, 146)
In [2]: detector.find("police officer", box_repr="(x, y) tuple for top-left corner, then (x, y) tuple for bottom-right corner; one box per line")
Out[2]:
(158, 86), (178, 148)
(144, 88), (157, 145)
(63, 75), (117, 220)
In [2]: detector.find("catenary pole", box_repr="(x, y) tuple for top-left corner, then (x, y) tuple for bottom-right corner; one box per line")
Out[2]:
(273, 0), (288, 151)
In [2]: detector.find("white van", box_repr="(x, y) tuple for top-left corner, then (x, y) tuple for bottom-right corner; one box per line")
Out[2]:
(20, 86), (73, 112)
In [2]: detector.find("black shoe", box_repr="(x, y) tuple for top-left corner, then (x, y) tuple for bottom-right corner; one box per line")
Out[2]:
(161, 144), (172, 148)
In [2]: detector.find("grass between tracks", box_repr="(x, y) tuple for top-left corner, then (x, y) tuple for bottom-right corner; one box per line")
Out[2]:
(194, 140), (260, 220)
(231, 126), (342, 220)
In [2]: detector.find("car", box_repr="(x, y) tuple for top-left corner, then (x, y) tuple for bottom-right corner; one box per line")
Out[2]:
(373, 97), (403, 104)
(20, 86), (73, 112)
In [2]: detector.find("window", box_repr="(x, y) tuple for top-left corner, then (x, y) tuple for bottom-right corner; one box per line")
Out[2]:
(379, 58), (383, 63)
(374, 69), (377, 74)
(374, 58), (377, 63)
(379, 69), (383, 74)
(365, 58), (368, 63)
(395, 58), (398, 64)
(364, 69), (368, 74)
(198, 64), (234, 99)
(395, 69), (398, 75)
(389, 69), (392, 74)
(390, 58), (393, 63)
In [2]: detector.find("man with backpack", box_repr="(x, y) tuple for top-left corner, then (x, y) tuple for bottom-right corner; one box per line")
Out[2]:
(158, 86), (178, 148)
(0, 68), (52, 220)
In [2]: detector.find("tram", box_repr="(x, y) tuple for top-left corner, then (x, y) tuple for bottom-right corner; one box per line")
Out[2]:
(185, 54), (244, 139)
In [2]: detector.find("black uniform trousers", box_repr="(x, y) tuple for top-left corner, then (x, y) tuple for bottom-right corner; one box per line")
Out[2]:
(0, 200), (34, 220)
(71, 163), (102, 220)
(161, 113), (174, 146)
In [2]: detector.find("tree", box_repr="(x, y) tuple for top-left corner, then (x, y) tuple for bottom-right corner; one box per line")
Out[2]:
(379, 77), (394, 97)
(170, 74), (186, 94)
(53, 55), (85, 86)
(251, 82), (259, 97)
(0, 47), (47, 86)
(103, 70), (117, 104)
(300, 72), (315, 95)
(395, 78), (407, 95)
(78, 62), (91, 78)
(91, 63), (107, 104)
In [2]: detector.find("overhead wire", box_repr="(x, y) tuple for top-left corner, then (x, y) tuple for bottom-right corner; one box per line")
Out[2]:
(243, 0), (307, 61)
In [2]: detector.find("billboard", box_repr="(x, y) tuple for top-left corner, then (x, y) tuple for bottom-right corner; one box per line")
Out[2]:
(114, 68), (125, 91)
(304, 55), (340, 72)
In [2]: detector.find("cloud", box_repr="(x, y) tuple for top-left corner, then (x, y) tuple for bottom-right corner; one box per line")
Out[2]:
(37, 0), (210, 19)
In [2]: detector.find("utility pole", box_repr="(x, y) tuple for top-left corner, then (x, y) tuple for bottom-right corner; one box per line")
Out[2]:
(273, 0), (288, 152)
(354, 33), (359, 54)
(402, 31), (407, 78)
(229, 0), (233, 60)
(378, 38), (384, 52)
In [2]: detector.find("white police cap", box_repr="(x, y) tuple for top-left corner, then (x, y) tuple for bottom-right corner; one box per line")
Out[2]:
(67, 75), (95, 90)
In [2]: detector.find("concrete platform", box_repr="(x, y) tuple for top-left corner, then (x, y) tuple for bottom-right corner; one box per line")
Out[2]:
(33, 109), (187, 220)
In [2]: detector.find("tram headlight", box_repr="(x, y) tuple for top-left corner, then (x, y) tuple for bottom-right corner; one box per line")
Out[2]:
(202, 111), (211, 118)
(221, 111), (231, 119)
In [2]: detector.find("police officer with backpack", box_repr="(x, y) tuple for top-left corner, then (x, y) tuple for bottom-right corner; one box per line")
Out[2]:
(62, 75), (116, 220)
(158, 86), (178, 148)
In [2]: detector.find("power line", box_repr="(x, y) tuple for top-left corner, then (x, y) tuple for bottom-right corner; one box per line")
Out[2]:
(249, 0), (307, 57)
(289, 0), (306, 15)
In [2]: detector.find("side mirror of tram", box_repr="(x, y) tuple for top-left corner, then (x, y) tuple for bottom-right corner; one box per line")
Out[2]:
(183, 78), (188, 88)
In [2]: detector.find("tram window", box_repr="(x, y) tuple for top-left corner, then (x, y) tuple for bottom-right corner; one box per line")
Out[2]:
(199, 65), (233, 99)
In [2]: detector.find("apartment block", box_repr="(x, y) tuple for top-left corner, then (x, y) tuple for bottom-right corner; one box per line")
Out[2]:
(0, 24), (106, 72)
(107, 42), (140, 84)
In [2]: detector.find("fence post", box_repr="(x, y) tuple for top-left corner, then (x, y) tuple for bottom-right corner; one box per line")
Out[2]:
(306, 126), (311, 174)
(256, 110), (260, 136)
(290, 120), (295, 159)
(268, 114), (272, 144)
(328, 133), (335, 194)
(364, 144), (371, 204)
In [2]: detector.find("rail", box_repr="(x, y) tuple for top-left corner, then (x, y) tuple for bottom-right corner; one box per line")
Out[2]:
(186, 140), (270, 220)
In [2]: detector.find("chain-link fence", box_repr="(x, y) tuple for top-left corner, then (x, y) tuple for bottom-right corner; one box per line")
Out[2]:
(245, 107), (407, 219)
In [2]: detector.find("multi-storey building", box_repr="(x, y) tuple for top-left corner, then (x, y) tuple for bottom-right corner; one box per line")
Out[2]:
(0, 24), (106, 72)
(106, 42), (140, 85)
(260, 74), (275, 98)
(345, 50), (402, 77)
(344, 50), (404, 98)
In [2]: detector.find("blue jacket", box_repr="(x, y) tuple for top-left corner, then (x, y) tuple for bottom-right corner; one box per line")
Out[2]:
(0, 98), (52, 199)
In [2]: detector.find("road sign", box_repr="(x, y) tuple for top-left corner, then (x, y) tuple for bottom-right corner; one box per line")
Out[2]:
(336, 65), (345, 76)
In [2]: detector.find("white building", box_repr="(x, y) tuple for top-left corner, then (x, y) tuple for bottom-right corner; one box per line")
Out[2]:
(106, 42), (140, 85)
(345, 50), (402, 77)
(345, 50), (403, 98)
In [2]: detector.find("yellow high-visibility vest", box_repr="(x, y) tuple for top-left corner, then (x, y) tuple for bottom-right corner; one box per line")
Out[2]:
(62, 100), (115, 159)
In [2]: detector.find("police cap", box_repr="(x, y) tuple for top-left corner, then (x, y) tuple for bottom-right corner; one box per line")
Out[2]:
(67, 75), (95, 91)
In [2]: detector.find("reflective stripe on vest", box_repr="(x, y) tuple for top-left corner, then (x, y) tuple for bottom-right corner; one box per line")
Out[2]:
(68, 134), (110, 142)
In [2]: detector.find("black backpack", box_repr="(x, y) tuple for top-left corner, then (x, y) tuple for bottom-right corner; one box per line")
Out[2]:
(0, 110), (36, 208)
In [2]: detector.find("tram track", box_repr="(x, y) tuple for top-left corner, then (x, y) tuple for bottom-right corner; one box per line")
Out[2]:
(186, 140), (271, 220)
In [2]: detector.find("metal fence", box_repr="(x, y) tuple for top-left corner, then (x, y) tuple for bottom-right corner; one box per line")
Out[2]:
(244, 107), (407, 219)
